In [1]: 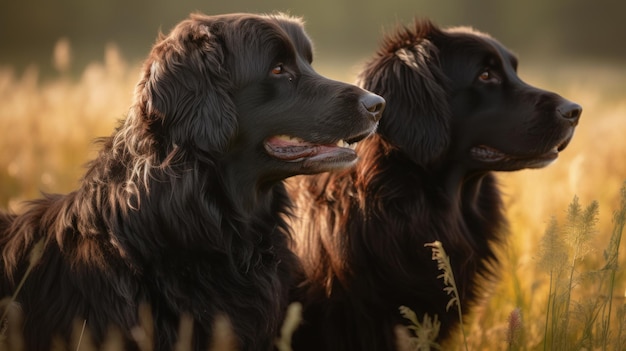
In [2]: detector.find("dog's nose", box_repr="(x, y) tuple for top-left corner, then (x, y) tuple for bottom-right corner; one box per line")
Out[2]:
(557, 100), (582, 126)
(360, 93), (386, 122)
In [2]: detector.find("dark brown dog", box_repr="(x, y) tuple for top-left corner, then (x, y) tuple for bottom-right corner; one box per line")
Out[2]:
(289, 20), (580, 350)
(0, 13), (384, 351)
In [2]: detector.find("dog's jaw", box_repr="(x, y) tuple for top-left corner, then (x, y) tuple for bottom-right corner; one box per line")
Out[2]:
(263, 126), (377, 173)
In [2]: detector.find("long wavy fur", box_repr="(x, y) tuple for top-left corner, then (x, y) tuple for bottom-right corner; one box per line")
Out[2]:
(289, 20), (507, 351)
(0, 13), (301, 351)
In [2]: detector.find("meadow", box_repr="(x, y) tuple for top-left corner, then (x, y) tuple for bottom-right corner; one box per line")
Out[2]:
(1, 40), (625, 350)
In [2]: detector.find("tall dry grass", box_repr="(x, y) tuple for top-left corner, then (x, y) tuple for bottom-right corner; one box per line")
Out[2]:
(0, 40), (138, 210)
(458, 64), (626, 350)
(1, 40), (626, 350)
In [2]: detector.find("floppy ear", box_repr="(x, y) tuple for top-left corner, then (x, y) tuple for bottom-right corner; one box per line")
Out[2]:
(359, 27), (450, 166)
(135, 19), (237, 154)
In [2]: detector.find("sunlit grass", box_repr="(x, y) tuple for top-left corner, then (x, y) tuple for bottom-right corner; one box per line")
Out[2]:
(1, 40), (626, 350)
(397, 305), (442, 350)
(424, 241), (468, 350)
(0, 40), (138, 210)
(458, 61), (626, 348)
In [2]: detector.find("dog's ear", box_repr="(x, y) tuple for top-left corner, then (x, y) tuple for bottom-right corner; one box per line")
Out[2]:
(133, 18), (237, 154)
(359, 22), (450, 166)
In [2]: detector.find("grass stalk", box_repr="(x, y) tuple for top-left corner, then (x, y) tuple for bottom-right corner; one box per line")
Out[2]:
(601, 182), (626, 349)
(425, 241), (468, 351)
(275, 302), (302, 351)
(398, 306), (441, 350)
(543, 271), (553, 351)
(0, 239), (44, 322)
(538, 216), (564, 351)
(561, 197), (599, 349)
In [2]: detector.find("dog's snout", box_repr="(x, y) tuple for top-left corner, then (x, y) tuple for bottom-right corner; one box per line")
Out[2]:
(360, 93), (386, 122)
(557, 100), (582, 126)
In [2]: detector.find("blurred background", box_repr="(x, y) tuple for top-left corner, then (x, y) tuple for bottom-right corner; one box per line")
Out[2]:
(1, 0), (625, 75)
(1, 1), (626, 349)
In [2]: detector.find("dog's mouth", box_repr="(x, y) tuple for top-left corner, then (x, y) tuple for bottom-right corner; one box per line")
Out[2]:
(264, 131), (373, 171)
(470, 137), (571, 170)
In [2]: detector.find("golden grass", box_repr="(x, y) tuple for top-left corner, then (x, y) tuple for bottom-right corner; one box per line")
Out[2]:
(1, 41), (625, 350)
(0, 41), (137, 210)
(462, 64), (626, 350)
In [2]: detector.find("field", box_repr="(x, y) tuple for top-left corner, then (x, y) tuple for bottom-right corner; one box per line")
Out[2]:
(1, 42), (625, 350)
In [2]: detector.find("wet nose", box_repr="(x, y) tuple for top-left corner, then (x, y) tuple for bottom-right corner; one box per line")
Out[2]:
(557, 100), (582, 126)
(360, 93), (386, 122)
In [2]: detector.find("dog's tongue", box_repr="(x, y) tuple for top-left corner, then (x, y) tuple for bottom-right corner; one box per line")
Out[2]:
(264, 135), (356, 163)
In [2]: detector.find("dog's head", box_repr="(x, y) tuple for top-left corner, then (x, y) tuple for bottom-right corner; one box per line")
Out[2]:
(359, 20), (581, 172)
(127, 13), (384, 186)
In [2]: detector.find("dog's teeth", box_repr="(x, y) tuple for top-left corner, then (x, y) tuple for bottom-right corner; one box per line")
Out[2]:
(336, 140), (356, 149)
(276, 135), (304, 143)
(472, 146), (504, 160)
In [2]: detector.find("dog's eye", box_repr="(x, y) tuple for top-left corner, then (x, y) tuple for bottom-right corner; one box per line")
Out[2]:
(478, 70), (500, 84)
(271, 64), (284, 75)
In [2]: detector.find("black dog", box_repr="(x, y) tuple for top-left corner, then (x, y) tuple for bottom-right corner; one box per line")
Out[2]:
(0, 13), (384, 351)
(288, 20), (581, 350)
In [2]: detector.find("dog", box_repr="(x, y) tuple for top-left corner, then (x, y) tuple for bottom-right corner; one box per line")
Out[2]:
(288, 19), (581, 350)
(0, 13), (384, 351)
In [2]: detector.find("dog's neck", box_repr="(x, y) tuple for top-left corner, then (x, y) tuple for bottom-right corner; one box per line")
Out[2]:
(442, 166), (491, 207)
(358, 136), (493, 208)
(350, 139), (509, 260)
(219, 156), (279, 217)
